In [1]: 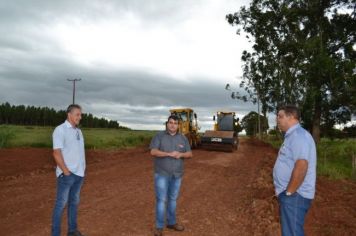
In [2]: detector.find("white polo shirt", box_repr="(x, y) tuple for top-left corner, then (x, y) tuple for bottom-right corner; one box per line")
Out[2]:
(52, 120), (86, 177)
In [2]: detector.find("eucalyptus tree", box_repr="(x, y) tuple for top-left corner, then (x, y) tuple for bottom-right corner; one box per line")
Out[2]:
(227, 0), (355, 142)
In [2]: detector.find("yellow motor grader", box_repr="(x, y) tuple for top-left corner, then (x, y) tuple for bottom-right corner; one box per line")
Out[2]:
(201, 111), (240, 152)
(169, 108), (200, 148)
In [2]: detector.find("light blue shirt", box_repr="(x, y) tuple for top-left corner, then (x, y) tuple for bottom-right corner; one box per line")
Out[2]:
(273, 123), (316, 199)
(52, 120), (86, 177)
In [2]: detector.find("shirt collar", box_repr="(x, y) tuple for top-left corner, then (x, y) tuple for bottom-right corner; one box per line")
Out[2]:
(285, 123), (300, 137)
(165, 130), (178, 136)
(65, 120), (75, 129)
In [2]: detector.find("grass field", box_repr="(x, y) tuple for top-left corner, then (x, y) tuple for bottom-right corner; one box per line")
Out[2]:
(264, 135), (356, 180)
(1, 125), (355, 180)
(0, 125), (156, 149)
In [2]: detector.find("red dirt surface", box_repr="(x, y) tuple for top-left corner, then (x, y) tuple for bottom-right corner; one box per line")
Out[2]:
(0, 139), (355, 236)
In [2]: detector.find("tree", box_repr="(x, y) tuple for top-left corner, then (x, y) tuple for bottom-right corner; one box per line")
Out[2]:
(343, 124), (356, 138)
(227, 0), (355, 142)
(241, 111), (269, 136)
(0, 102), (126, 129)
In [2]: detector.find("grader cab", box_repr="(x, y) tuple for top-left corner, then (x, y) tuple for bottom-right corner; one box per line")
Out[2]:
(169, 108), (200, 148)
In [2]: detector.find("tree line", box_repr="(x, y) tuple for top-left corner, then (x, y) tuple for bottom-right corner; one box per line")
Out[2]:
(226, 0), (355, 142)
(0, 102), (129, 129)
(240, 111), (355, 138)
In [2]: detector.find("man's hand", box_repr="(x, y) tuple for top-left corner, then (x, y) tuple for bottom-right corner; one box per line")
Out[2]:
(171, 151), (193, 159)
(150, 148), (192, 159)
(53, 149), (70, 175)
(63, 171), (71, 176)
(170, 151), (181, 159)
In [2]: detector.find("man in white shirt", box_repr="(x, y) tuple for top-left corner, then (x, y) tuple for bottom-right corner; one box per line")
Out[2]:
(51, 104), (86, 236)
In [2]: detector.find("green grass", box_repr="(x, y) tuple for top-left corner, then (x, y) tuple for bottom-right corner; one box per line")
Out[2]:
(263, 135), (356, 180)
(82, 128), (156, 149)
(0, 125), (156, 149)
(317, 139), (356, 180)
(0, 127), (15, 148)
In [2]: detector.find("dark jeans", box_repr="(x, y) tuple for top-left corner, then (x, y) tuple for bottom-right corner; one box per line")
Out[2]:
(278, 191), (312, 236)
(52, 173), (84, 236)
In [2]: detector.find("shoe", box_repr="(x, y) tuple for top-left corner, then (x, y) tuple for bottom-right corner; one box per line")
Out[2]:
(167, 223), (184, 231)
(154, 228), (163, 236)
(67, 230), (85, 236)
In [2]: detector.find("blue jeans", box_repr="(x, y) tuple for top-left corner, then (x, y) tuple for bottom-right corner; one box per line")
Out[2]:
(154, 173), (182, 229)
(278, 191), (312, 236)
(52, 173), (84, 236)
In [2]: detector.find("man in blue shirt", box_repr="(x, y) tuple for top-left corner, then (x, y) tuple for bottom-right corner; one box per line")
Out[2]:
(150, 115), (193, 236)
(51, 104), (86, 236)
(273, 105), (316, 236)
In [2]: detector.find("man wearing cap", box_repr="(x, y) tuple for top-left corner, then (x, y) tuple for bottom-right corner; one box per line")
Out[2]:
(273, 105), (317, 236)
(51, 104), (86, 236)
(149, 115), (193, 236)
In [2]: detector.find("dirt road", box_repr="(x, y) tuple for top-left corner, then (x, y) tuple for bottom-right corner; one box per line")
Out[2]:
(0, 139), (355, 236)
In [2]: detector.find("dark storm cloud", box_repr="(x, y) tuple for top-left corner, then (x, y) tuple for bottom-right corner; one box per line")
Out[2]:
(0, 37), (254, 130)
(0, 56), (253, 130)
(1, 58), (249, 109)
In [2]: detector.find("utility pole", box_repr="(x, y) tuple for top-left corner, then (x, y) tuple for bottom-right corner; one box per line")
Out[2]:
(257, 94), (261, 139)
(226, 76), (262, 138)
(256, 83), (261, 139)
(67, 78), (81, 104)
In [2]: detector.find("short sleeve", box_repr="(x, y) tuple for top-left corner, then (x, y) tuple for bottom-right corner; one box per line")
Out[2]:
(291, 135), (310, 162)
(149, 133), (161, 150)
(53, 127), (64, 149)
(183, 135), (192, 152)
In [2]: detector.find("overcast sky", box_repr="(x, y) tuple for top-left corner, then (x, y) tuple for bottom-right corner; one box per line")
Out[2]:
(0, 0), (276, 131)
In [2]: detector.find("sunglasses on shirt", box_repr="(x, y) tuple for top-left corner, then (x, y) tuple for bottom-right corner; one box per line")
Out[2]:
(76, 130), (80, 141)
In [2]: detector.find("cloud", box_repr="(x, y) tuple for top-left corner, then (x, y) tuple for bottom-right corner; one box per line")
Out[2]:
(0, 0), (269, 130)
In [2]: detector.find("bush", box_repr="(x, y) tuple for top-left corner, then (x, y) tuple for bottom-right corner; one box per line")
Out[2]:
(317, 139), (356, 179)
(343, 125), (356, 138)
(263, 135), (356, 180)
(268, 129), (278, 135)
(0, 127), (14, 148)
